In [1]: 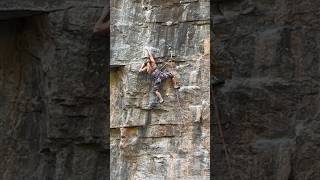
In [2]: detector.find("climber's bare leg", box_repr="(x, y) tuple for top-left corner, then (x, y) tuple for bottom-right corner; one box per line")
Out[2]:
(155, 90), (164, 103)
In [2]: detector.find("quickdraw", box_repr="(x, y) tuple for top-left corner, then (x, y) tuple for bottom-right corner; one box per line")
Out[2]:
(159, 46), (175, 71)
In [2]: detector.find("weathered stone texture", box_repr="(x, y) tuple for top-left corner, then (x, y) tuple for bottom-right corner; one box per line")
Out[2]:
(213, 0), (320, 179)
(0, 0), (109, 180)
(110, 0), (210, 179)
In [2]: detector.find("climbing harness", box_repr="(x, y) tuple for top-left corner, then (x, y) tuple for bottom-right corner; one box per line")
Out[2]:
(212, 79), (234, 180)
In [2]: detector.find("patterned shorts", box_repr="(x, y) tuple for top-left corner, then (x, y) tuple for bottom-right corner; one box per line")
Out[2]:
(153, 71), (174, 92)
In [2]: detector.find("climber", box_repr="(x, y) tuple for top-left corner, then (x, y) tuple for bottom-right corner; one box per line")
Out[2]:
(93, 4), (109, 34)
(139, 49), (180, 103)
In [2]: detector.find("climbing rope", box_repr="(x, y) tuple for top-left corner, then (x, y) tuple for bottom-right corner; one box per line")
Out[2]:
(155, 46), (185, 135)
(212, 83), (234, 180)
(174, 87), (184, 136)
(167, 47), (185, 135)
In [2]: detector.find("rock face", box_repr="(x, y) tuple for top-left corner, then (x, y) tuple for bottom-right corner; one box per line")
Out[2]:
(212, 0), (320, 179)
(0, 0), (109, 179)
(110, 0), (210, 179)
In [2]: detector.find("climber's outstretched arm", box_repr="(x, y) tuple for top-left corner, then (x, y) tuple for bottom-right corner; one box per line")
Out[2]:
(139, 62), (148, 72)
(147, 49), (156, 64)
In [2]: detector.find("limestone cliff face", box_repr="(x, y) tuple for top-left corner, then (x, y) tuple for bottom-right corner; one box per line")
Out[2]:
(0, 1), (109, 179)
(212, 0), (320, 179)
(110, 0), (210, 179)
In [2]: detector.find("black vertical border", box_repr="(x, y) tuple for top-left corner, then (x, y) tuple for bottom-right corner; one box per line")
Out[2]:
(106, 0), (111, 178)
(210, 0), (214, 179)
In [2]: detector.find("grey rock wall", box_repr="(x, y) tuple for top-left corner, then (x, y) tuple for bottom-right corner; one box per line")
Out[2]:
(212, 0), (320, 179)
(110, 0), (210, 179)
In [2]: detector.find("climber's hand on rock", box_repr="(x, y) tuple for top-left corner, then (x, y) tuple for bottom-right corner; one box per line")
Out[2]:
(139, 62), (148, 73)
